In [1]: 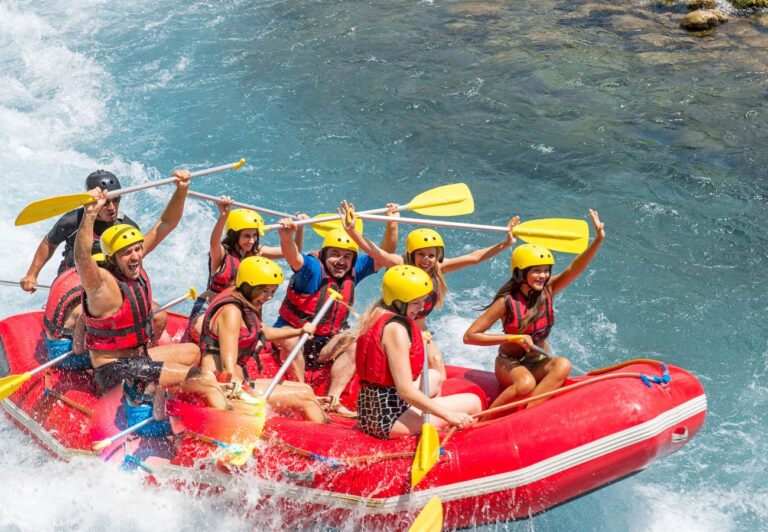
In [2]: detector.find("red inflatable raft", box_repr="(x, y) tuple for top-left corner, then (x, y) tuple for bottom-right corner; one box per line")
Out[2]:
(0, 311), (707, 529)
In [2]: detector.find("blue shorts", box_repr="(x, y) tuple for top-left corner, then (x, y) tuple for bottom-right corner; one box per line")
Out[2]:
(45, 338), (92, 371)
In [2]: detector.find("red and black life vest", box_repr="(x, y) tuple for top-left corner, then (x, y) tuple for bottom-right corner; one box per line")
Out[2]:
(207, 246), (242, 293)
(43, 268), (83, 339)
(83, 269), (153, 351)
(356, 311), (425, 387)
(278, 250), (355, 337)
(199, 288), (264, 370)
(502, 287), (555, 344)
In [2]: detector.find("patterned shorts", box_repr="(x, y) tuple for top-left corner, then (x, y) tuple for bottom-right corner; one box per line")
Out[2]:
(357, 385), (410, 439)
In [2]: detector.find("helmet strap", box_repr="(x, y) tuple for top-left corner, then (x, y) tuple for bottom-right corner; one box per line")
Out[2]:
(391, 300), (408, 316)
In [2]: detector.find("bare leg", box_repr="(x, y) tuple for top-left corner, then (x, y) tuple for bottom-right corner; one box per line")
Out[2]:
(277, 335), (305, 383)
(159, 363), (228, 410)
(482, 357), (537, 421)
(389, 393), (482, 438)
(321, 341), (357, 416)
(148, 343), (201, 367)
(526, 356), (572, 408)
(250, 380), (327, 423)
(426, 341), (446, 395)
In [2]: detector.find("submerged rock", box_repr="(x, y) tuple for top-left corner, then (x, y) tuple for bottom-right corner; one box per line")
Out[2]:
(731, 0), (768, 8)
(680, 9), (719, 30)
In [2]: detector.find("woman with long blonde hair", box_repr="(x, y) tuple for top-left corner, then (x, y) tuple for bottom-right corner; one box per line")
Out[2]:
(339, 200), (517, 389)
(355, 265), (480, 439)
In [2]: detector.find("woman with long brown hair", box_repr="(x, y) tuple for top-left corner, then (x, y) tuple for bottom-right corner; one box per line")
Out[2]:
(463, 209), (605, 420)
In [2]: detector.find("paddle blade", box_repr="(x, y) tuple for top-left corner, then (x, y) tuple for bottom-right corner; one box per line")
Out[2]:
(310, 213), (364, 238)
(411, 422), (440, 487)
(0, 373), (32, 401)
(409, 496), (443, 532)
(407, 183), (474, 217)
(513, 218), (590, 254)
(16, 193), (94, 226)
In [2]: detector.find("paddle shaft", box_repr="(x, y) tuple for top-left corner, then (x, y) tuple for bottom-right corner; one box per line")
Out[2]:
(359, 213), (588, 243)
(261, 295), (339, 400)
(96, 418), (152, 448)
(187, 190), (295, 219)
(28, 351), (74, 378)
(422, 341), (431, 424)
(102, 160), (245, 201)
(0, 280), (50, 290)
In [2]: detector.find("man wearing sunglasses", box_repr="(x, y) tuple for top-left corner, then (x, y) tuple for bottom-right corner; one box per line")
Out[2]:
(20, 170), (140, 293)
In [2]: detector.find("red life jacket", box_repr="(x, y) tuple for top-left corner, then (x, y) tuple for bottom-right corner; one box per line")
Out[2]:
(278, 250), (355, 337)
(207, 246), (241, 293)
(502, 287), (555, 344)
(356, 311), (424, 387)
(199, 288), (264, 369)
(83, 269), (153, 351)
(43, 268), (83, 339)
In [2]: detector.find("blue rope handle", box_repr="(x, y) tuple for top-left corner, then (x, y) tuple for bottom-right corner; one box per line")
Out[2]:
(121, 454), (154, 474)
(640, 363), (672, 388)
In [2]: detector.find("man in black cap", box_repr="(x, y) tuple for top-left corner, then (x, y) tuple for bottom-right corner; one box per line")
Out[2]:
(20, 170), (140, 293)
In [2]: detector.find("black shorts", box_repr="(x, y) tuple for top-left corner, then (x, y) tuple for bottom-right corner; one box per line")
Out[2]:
(94, 354), (163, 393)
(302, 336), (331, 370)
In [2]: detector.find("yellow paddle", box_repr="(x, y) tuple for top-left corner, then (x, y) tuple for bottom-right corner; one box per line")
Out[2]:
(261, 183), (474, 235)
(412, 339), (440, 487)
(355, 214), (590, 254)
(409, 496), (443, 532)
(310, 183), (474, 236)
(0, 288), (197, 402)
(15, 159), (246, 226)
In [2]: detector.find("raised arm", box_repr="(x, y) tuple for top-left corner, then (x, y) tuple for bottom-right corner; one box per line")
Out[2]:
(208, 195), (233, 274)
(74, 189), (118, 315)
(442, 217), (518, 274)
(549, 209), (605, 296)
(259, 213), (309, 259)
(379, 203), (400, 254)
(20, 237), (58, 293)
(277, 218), (304, 271)
(339, 200), (402, 269)
(462, 297), (533, 350)
(142, 169), (191, 256)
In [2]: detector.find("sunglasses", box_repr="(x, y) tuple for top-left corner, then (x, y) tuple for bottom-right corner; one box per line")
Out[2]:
(104, 197), (121, 206)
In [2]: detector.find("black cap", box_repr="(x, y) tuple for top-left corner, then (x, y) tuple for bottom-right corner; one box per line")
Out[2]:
(85, 170), (121, 191)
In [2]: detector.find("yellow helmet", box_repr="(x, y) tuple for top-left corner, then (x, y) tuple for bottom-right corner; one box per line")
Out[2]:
(511, 244), (554, 272)
(100, 224), (144, 257)
(91, 252), (107, 265)
(382, 265), (433, 306)
(321, 228), (359, 253)
(225, 209), (265, 236)
(405, 228), (445, 255)
(236, 256), (284, 288)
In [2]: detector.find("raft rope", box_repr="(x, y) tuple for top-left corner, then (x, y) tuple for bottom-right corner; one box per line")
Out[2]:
(183, 360), (671, 469)
(440, 359), (671, 448)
